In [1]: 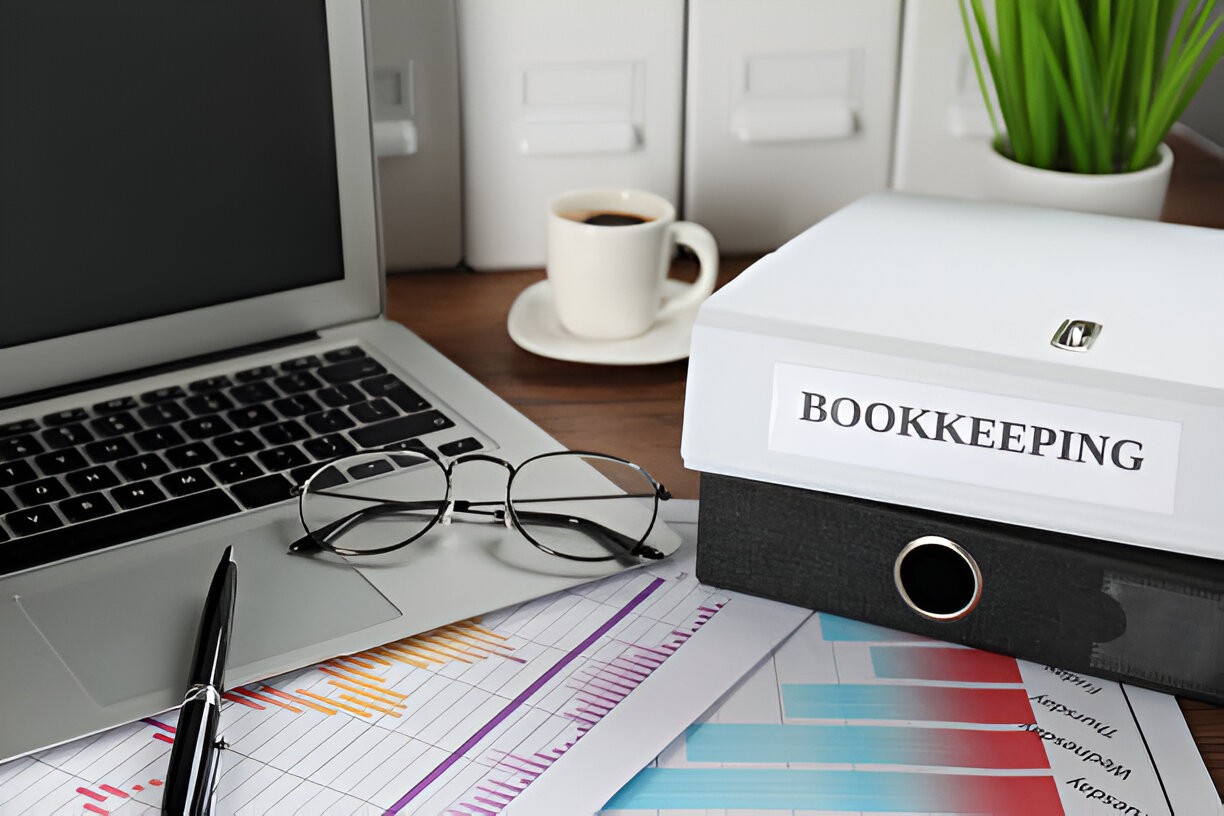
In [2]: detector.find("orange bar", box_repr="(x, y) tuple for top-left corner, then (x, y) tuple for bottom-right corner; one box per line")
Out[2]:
(399, 639), (473, 664)
(222, 691), (264, 710)
(338, 693), (401, 716)
(323, 660), (386, 683)
(295, 689), (371, 717)
(338, 655), (377, 670)
(328, 679), (407, 706)
(354, 650), (393, 666)
(383, 641), (440, 665)
(261, 686), (337, 715)
(422, 633), (488, 659)
(318, 666), (408, 698)
(232, 687), (302, 713)
(443, 622), (511, 649)
(464, 621), (508, 641)
(371, 646), (432, 669)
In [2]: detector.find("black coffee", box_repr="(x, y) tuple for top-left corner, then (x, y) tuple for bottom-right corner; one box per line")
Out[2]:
(571, 211), (650, 227)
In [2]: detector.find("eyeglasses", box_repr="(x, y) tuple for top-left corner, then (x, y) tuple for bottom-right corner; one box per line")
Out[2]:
(288, 448), (672, 562)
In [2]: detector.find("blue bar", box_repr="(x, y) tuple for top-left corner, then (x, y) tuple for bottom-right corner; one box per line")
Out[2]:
(818, 613), (927, 642)
(682, 723), (1026, 767)
(783, 683), (916, 719)
(604, 768), (934, 811)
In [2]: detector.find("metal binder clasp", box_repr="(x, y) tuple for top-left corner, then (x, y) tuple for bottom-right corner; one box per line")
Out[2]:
(1051, 319), (1102, 352)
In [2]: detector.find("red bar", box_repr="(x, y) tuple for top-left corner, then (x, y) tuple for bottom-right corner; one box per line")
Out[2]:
(83, 804), (108, 815)
(76, 787), (106, 802)
(223, 690), (265, 709)
(153, 733), (174, 744)
(871, 646), (1023, 684)
(99, 784), (129, 798)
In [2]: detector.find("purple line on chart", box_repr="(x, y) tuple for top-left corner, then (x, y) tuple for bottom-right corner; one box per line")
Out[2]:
(384, 577), (669, 814)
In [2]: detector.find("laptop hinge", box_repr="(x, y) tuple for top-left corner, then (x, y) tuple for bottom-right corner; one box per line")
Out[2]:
(0, 332), (321, 412)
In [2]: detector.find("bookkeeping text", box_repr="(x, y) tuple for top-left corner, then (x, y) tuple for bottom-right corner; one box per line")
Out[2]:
(799, 392), (1145, 472)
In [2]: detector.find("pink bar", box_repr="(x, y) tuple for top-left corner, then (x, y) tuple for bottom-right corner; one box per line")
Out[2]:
(99, 785), (129, 798)
(83, 805), (108, 816)
(76, 787), (107, 802)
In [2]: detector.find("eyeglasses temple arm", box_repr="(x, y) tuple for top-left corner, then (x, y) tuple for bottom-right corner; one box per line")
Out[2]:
(288, 498), (445, 554)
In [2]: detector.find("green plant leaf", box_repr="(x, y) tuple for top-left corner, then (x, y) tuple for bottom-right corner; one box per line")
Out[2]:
(1036, 20), (1093, 171)
(1020, 1), (1058, 168)
(1058, 0), (1110, 171)
(959, 0), (1003, 141)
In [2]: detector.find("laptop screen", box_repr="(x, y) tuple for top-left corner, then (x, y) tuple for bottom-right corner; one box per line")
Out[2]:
(0, 0), (345, 350)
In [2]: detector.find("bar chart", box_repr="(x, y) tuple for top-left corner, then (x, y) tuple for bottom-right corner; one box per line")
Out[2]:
(0, 558), (732, 815)
(602, 612), (1192, 816)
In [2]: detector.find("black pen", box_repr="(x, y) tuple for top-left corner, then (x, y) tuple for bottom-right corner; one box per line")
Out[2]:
(162, 545), (237, 816)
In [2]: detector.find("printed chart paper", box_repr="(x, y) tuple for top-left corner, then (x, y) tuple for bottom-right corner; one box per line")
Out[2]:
(0, 508), (807, 815)
(603, 612), (1220, 816)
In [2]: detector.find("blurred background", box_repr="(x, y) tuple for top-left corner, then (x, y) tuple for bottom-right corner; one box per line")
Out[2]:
(367, 0), (1224, 273)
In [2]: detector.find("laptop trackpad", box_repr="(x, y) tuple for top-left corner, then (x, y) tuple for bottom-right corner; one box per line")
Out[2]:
(17, 534), (399, 707)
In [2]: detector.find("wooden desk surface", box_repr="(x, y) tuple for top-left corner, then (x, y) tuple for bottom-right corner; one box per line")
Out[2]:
(385, 128), (1224, 796)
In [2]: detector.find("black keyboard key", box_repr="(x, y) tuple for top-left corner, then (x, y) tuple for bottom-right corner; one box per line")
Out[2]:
(323, 346), (365, 362)
(34, 449), (88, 475)
(90, 412), (141, 437)
(230, 382), (278, 405)
(361, 376), (431, 413)
(134, 426), (185, 451)
(44, 408), (88, 426)
(230, 473), (295, 508)
(59, 493), (115, 523)
(350, 411), (455, 448)
(228, 404), (278, 429)
(319, 357), (386, 384)
(303, 434), (357, 461)
(260, 420), (309, 446)
(214, 431), (264, 458)
(318, 383), (365, 407)
(350, 399), (397, 424)
(185, 392), (234, 416)
(0, 460), (37, 487)
(258, 445), (310, 472)
(210, 456), (264, 484)
(138, 401), (189, 426)
(0, 420), (40, 438)
(165, 442), (218, 469)
(85, 437), (138, 463)
(16, 477), (69, 507)
(0, 490), (240, 574)
(235, 365), (277, 382)
(348, 459), (393, 480)
(438, 437), (483, 457)
(0, 491), (15, 514)
(304, 409), (355, 435)
(274, 371), (322, 394)
(142, 386), (186, 403)
(272, 394), (322, 418)
(281, 355), (321, 371)
(66, 465), (121, 492)
(93, 397), (137, 414)
(42, 423), (93, 450)
(161, 468), (216, 497)
(189, 375), (233, 393)
(0, 434), (43, 461)
(289, 464), (322, 487)
(117, 453), (170, 480)
(112, 481), (166, 510)
(181, 416), (232, 439)
(6, 505), (63, 537)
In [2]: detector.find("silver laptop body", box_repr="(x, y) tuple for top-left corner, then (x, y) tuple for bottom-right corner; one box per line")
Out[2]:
(0, 0), (676, 762)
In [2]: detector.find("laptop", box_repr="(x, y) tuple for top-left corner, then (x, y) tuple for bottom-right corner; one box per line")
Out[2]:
(0, 0), (679, 762)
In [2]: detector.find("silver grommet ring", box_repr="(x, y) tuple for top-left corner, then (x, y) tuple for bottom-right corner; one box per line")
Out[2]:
(894, 535), (982, 621)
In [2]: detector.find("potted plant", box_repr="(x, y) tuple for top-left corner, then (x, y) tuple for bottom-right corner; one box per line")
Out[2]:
(960, 0), (1224, 218)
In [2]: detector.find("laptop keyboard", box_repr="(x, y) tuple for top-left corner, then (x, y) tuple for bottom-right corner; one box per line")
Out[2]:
(0, 345), (482, 575)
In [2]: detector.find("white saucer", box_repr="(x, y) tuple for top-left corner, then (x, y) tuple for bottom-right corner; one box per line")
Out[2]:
(507, 279), (701, 365)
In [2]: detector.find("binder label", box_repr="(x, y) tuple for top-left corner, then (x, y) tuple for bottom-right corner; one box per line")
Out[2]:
(769, 363), (1181, 513)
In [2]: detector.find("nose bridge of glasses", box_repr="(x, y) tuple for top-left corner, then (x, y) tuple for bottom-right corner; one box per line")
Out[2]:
(442, 453), (515, 527)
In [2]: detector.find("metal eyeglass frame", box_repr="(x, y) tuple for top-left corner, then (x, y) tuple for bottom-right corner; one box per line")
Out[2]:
(287, 448), (672, 562)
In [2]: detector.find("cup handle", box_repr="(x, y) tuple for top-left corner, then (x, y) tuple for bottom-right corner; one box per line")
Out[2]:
(657, 221), (719, 320)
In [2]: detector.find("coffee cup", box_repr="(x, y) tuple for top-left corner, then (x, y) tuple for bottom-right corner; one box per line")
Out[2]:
(546, 188), (719, 341)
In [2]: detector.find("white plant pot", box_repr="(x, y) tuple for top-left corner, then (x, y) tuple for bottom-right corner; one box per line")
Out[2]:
(982, 142), (1174, 220)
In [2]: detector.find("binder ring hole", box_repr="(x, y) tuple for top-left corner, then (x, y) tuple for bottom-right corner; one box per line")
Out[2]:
(894, 536), (982, 621)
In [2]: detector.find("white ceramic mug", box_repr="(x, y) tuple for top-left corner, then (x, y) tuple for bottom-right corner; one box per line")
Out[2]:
(546, 188), (719, 340)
